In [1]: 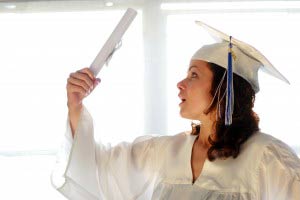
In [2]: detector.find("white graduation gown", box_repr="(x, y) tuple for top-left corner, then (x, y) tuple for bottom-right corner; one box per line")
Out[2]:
(51, 106), (300, 200)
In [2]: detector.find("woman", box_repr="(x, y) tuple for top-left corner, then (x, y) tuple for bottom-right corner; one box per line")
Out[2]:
(52, 22), (300, 199)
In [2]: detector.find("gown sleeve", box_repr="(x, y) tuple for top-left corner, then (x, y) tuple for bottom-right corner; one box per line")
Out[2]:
(257, 139), (300, 200)
(51, 105), (163, 200)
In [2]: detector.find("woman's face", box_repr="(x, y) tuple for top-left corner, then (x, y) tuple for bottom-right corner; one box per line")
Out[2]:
(177, 60), (214, 120)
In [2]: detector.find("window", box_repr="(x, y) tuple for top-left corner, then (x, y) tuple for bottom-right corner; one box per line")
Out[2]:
(0, 8), (143, 199)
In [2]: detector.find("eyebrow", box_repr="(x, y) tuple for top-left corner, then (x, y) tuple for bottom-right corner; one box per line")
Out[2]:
(187, 65), (198, 72)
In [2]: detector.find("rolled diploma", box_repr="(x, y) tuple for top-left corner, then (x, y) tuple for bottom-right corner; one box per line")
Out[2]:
(89, 8), (137, 76)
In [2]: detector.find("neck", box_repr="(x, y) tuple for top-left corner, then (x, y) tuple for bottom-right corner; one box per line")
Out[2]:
(197, 117), (215, 148)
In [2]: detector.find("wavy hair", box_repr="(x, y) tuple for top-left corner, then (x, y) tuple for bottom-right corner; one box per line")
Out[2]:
(191, 62), (260, 161)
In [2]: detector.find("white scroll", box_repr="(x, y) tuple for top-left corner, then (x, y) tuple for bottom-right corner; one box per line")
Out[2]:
(89, 8), (137, 77)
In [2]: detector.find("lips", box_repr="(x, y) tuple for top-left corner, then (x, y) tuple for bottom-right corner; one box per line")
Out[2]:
(178, 94), (186, 105)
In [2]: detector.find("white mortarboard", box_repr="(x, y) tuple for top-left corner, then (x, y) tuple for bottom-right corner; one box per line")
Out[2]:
(191, 21), (290, 125)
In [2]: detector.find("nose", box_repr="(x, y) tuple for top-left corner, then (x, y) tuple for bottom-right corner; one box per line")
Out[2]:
(177, 79), (186, 90)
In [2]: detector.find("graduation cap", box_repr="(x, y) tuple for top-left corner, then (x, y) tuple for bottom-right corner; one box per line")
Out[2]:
(191, 21), (290, 125)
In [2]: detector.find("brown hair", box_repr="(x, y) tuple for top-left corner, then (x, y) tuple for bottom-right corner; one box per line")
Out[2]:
(192, 62), (260, 161)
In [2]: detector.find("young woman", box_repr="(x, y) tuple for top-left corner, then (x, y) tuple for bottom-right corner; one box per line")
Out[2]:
(52, 22), (300, 200)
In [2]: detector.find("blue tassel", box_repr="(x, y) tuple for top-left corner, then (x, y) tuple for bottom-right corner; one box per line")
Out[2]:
(225, 36), (234, 125)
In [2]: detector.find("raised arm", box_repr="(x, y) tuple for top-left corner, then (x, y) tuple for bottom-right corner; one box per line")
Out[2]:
(66, 67), (100, 137)
(53, 68), (164, 199)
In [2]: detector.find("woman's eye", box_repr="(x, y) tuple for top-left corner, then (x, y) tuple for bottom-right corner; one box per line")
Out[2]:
(191, 72), (198, 78)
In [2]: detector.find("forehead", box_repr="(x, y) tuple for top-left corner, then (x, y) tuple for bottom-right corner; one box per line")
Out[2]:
(188, 60), (212, 74)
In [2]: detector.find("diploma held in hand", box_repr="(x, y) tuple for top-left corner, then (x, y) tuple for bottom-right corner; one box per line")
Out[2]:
(89, 8), (137, 77)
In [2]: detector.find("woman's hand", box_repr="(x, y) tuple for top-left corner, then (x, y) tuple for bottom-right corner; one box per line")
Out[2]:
(66, 67), (101, 110)
(66, 67), (101, 137)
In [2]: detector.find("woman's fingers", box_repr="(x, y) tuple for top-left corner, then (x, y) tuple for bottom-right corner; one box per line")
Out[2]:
(67, 82), (87, 96)
(78, 68), (95, 81)
(69, 71), (94, 90)
(94, 78), (101, 87)
(66, 67), (100, 100)
(66, 68), (99, 109)
(67, 76), (90, 92)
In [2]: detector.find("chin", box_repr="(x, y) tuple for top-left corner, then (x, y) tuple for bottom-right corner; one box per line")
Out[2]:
(179, 108), (204, 121)
(179, 110), (196, 120)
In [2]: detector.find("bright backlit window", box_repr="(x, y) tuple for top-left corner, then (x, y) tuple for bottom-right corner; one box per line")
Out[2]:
(0, 10), (143, 199)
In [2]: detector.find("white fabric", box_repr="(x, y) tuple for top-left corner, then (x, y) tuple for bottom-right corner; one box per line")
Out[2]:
(52, 106), (300, 200)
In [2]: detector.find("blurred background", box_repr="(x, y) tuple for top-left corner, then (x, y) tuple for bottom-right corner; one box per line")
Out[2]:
(0, 0), (299, 199)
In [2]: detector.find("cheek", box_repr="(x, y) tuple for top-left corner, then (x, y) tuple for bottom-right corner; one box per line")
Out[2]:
(193, 88), (212, 114)
(196, 92), (212, 107)
(191, 84), (212, 108)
